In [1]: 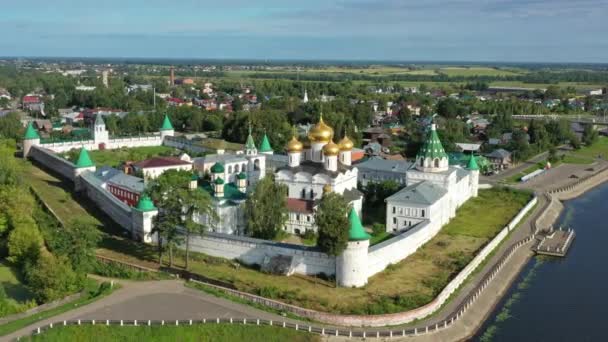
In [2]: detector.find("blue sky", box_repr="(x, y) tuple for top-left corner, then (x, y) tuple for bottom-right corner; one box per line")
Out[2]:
(1, 0), (607, 62)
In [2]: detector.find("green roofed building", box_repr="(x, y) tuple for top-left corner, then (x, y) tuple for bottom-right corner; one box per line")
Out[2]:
(75, 148), (95, 168)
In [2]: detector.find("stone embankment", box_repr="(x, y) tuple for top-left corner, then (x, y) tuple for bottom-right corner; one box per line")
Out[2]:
(538, 165), (608, 229)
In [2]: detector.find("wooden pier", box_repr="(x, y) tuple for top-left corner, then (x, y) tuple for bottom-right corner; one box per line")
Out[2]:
(533, 227), (575, 257)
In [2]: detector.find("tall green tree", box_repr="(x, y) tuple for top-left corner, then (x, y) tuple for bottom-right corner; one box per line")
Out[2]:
(46, 218), (101, 273)
(582, 125), (599, 146)
(177, 188), (217, 270)
(24, 250), (79, 302)
(148, 169), (192, 267)
(315, 193), (349, 256)
(244, 174), (288, 240)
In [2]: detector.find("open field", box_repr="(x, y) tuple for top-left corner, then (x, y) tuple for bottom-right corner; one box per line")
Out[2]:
(64, 145), (176, 169)
(24, 324), (319, 342)
(438, 67), (524, 77)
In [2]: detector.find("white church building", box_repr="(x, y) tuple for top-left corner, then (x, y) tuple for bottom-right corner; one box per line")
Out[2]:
(275, 116), (363, 234)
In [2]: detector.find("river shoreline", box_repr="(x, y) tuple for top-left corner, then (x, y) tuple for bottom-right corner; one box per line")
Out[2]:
(446, 166), (608, 342)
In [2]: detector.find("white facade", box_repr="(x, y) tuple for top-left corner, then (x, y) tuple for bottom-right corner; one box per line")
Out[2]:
(276, 117), (363, 234)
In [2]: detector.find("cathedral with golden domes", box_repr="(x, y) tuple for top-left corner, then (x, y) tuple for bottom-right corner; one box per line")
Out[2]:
(275, 115), (363, 234)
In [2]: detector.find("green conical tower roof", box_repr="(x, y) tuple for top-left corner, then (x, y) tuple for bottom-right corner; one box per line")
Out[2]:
(75, 148), (94, 168)
(24, 122), (40, 140)
(259, 133), (273, 152)
(135, 194), (157, 212)
(245, 124), (256, 151)
(160, 114), (174, 131)
(467, 153), (479, 171)
(417, 124), (448, 160)
(347, 207), (371, 241)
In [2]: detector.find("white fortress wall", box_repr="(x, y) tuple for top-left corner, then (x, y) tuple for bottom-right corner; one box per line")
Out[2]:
(187, 232), (336, 276)
(29, 146), (77, 181)
(367, 219), (441, 277)
(79, 171), (133, 231)
(164, 136), (208, 154)
(40, 140), (96, 153)
(106, 136), (163, 149)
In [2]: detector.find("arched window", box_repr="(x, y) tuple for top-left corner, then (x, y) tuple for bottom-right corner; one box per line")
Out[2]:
(310, 189), (314, 199)
(301, 188), (306, 199)
(235, 164), (240, 173)
(434, 158), (440, 168)
(419, 158), (424, 167)
(254, 159), (260, 171)
(228, 165), (233, 173)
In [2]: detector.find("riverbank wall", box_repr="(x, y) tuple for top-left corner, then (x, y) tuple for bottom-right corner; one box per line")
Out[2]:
(441, 166), (608, 341)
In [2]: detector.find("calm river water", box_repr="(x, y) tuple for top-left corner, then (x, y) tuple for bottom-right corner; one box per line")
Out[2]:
(473, 182), (608, 342)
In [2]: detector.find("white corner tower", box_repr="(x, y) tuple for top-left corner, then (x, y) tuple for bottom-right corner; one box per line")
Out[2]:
(336, 208), (371, 288)
(159, 114), (175, 141)
(23, 122), (40, 158)
(467, 152), (480, 197)
(132, 194), (158, 243)
(73, 147), (96, 192)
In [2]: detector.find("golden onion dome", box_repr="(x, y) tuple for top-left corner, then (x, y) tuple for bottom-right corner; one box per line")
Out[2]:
(323, 140), (340, 156)
(307, 116), (334, 143)
(323, 184), (332, 193)
(338, 135), (354, 151)
(286, 136), (303, 153)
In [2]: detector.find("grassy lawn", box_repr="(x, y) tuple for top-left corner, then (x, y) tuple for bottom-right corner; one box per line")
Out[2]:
(24, 162), (532, 315)
(0, 280), (115, 336)
(369, 232), (393, 245)
(63, 145), (176, 168)
(24, 162), (101, 227)
(566, 137), (608, 160)
(24, 324), (319, 342)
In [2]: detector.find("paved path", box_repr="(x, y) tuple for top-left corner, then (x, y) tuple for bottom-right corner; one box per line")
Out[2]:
(2, 279), (295, 342)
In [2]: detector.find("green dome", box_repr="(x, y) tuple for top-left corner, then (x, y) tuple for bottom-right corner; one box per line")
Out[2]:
(417, 124), (448, 161)
(467, 153), (479, 171)
(348, 207), (371, 241)
(237, 172), (247, 180)
(214, 177), (225, 185)
(24, 122), (40, 140)
(258, 134), (273, 152)
(210, 162), (225, 173)
(75, 148), (94, 168)
(160, 114), (174, 131)
(135, 194), (157, 212)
